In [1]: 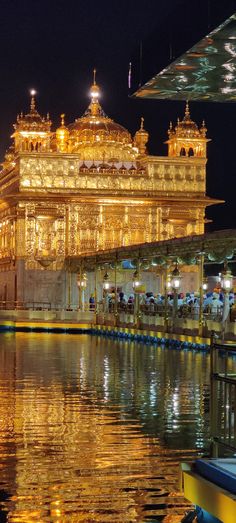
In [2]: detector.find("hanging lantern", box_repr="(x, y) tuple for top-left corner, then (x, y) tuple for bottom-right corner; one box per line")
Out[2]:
(103, 271), (110, 290)
(202, 277), (208, 292)
(77, 272), (87, 288)
(220, 266), (233, 291)
(171, 264), (181, 290)
(165, 273), (172, 290)
(132, 269), (140, 289)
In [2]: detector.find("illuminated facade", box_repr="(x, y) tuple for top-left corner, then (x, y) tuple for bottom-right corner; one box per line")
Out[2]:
(0, 76), (219, 305)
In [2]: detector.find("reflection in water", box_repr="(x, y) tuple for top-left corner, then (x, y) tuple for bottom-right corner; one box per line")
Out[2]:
(0, 333), (230, 522)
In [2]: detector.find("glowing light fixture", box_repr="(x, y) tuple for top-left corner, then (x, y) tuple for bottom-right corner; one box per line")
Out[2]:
(132, 269), (140, 289)
(171, 264), (181, 290)
(77, 273), (87, 288)
(103, 271), (110, 290)
(220, 265), (233, 291)
(202, 278), (208, 292)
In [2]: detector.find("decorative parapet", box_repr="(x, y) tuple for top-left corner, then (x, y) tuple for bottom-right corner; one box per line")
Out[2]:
(18, 154), (206, 196)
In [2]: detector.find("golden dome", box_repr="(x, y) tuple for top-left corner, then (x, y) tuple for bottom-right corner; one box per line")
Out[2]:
(175, 101), (200, 138)
(68, 73), (137, 162)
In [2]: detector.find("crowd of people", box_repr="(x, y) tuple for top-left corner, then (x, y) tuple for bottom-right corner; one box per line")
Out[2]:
(106, 290), (236, 320)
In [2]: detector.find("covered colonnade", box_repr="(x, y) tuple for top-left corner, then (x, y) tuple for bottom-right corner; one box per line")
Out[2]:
(67, 229), (236, 341)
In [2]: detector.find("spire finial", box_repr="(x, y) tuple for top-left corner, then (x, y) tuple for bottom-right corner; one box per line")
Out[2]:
(90, 70), (100, 112)
(185, 100), (190, 118)
(93, 68), (96, 85)
(61, 113), (65, 126)
(30, 89), (36, 111)
(200, 119), (207, 136)
(140, 116), (144, 130)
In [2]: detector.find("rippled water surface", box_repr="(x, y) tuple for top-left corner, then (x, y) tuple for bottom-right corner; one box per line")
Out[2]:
(0, 333), (218, 522)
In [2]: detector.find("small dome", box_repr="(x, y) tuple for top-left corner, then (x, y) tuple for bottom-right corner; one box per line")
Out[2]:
(14, 91), (51, 133)
(5, 144), (15, 162)
(175, 102), (200, 138)
(56, 114), (69, 152)
(11, 91), (52, 154)
(2, 144), (15, 169)
(134, 117), (149, 155)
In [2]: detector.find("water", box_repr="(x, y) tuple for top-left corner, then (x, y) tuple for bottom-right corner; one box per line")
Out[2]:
(0, 333), (219, 522)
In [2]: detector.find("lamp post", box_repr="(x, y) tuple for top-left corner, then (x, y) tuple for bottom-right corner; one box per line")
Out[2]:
(221, 266), (233, 293)
(164, 264), (171, 331)
(94, 263), (98, 323)
(77, 272), (87, 311)
(199, 276), (208, 336)
(114, 260), (118, 326)
(103, 271), (110, 314)
(220, 265), (233, 338)
(198, 253), (207, 336)
(132, 267), (141, 328)
(171, 264), (181, 328)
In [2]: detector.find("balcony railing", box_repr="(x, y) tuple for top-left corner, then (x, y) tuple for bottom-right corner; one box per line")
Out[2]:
(0, 301), (235, 340)
(0, 301), (93, 312)
(210, 337), (236, 457)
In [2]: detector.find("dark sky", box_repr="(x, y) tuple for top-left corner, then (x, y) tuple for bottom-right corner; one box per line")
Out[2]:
(0, 0), (235, 231)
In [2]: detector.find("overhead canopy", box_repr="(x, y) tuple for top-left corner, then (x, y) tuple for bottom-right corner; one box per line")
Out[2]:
(65, 229), (236, 271)
(133, 13), (236, 103)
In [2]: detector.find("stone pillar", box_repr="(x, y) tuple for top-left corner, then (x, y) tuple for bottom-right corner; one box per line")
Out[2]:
(16, 259), (25, 305)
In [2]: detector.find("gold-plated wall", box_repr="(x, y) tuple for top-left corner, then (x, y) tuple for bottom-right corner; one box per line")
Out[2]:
(17, 155), (206, 195)
(0, 149), (209, 267)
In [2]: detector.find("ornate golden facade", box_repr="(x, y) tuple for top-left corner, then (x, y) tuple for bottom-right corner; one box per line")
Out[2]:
(0, 76), (220, 304)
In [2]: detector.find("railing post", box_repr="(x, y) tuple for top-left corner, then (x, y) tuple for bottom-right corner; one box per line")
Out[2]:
(210, 331), (218, 458)
(135, 258), (141, 329)
(114, 258), (118, 327)
(67, 263), (71, 310)
(164, 262), (169, 332)
(78, 265), (82, 310)
(198, 253), (204, 337)
(94, 261), (98, 325)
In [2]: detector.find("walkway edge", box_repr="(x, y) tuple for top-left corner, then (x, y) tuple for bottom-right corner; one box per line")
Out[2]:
(0, 320), (211, 348)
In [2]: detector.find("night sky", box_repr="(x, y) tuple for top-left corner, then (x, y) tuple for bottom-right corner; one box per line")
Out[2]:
(0, 0), (235, 231)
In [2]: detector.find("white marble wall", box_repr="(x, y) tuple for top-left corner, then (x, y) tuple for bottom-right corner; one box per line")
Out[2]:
(0, 270), (16, 302)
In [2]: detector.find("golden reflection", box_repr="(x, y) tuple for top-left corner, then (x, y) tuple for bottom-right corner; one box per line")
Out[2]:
(0, 333), (228, 521)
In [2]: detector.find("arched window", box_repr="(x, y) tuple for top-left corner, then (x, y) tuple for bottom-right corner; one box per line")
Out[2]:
(188, 147), (194, 157)
(180, 147), (186, 156)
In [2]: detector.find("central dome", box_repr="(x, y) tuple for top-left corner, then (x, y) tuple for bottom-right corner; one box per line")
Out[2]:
(68, 75), (137, 162)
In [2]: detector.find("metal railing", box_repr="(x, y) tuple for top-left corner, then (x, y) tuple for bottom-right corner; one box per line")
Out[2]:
(0, 301), (93, 312)
(210, 335), (236, 457)
(96, 301), (224, 322)
(0, 301), (52, 310)
(0, 299), (227, 321)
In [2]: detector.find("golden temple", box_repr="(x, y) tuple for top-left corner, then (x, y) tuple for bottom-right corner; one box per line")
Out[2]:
(0, 74), (220, 305)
